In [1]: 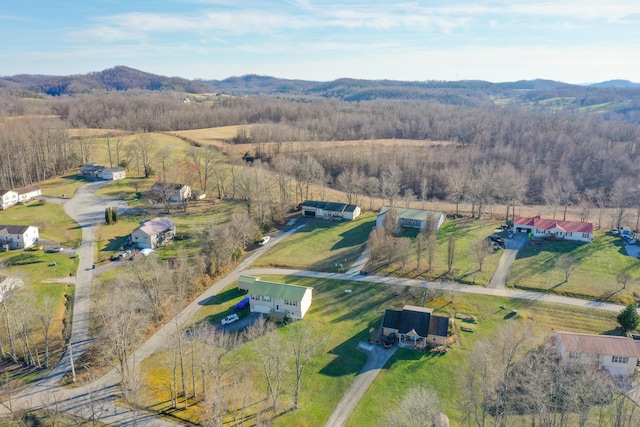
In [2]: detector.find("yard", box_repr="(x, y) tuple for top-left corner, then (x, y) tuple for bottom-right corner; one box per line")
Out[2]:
(252, 212), (376, 271)
(0, 201), (82, 245)
(371, 218), (504, 287)
(508, 231), (640, 304)
(136, 274), (620, 426)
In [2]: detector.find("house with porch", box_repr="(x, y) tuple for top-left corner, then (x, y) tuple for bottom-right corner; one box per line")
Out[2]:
(376, 206), (446, 231)
(555, 331), (640, 377)
(245, 276), (313, 320)
(0, 225), (40, 250)
(513, 215), (593, 243)
(131, 217), (176, 249)
(300, 200), (361, 221)
(382, 305), (450, 348)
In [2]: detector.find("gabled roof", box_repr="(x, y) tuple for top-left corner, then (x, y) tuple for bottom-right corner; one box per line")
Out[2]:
(0, 225), (33, 235)
(382, 305), (448, 338)
(14, 185), (41, 195)
(135, 217), (176, 236)
(301, 200), (358, 213)
(514, 215), (593, 233)
(249, 280), (312, 301)
(379, 206), (445, 222)
(0, 189), (17, 196)
(556, 331), (640, 357)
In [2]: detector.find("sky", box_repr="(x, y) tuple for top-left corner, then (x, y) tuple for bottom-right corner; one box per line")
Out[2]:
(1, 1), (640, 83)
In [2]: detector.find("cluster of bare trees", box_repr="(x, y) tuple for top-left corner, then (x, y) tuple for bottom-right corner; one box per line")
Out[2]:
(0, 117), (75, 189)
(159, 316), (323, 425)
(199, 211), (260, 275)
(462, 323), (638, 427)
(93, 254), (204, 388)
(368, 209), (442, 273)
(0, 291), (60, 369)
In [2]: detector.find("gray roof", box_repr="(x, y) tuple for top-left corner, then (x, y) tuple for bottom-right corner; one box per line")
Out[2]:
(0, 225), (32, 235)
(136, 217), (176, 236)
(301, 200), (359, 213)
(14, 185), (40, 195)
(152, 182), (188, 191)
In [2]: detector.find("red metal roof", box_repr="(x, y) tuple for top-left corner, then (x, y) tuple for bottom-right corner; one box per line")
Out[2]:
(514, 215), (593, 233)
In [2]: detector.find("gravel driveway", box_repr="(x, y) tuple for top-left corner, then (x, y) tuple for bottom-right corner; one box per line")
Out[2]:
(488, 232), (529, 289)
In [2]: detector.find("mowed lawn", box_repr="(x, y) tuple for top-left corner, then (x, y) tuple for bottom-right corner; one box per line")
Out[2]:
(508, 231), (640, 304)
(0, 201), (81, 245)
(139, 274), (620, 426)
(253, 212), (376, 271)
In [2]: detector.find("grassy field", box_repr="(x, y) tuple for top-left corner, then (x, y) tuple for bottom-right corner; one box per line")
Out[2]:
(39, 173), (93, 199)
(137, 274), (620, 426)
(508, 231), (640, 304)
(252, 212), (376, 272)
(0, 200), (81, 246)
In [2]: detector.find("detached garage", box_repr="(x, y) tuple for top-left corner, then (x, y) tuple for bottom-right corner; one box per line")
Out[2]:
(300, 200), (361, 221)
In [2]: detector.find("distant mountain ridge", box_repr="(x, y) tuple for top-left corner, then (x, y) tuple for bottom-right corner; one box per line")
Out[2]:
(1, 67), (640, 122)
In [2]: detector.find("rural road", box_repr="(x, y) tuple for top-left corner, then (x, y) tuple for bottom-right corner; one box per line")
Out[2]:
(488, 232), (529, 289)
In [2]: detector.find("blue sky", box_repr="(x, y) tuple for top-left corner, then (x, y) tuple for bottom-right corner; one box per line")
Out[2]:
(2, 1), (639, 83)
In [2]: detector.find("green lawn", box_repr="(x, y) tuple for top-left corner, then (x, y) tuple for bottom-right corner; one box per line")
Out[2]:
(374, 218), (503, 286)
(0, 201), (81, 245)
(252, 213), (376, 271)
(138, 274), (620, 426)
(508, 231), (640, 304)
(39, 172), (93, 199)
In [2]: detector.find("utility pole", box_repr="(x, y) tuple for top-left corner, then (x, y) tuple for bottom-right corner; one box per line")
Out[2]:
(68, 343), (76, 383)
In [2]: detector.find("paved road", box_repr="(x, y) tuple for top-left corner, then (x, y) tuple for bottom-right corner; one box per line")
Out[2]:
(488, 233), (529, 289)
(242, 267), (625, 313)
(324, 343), (398, 427)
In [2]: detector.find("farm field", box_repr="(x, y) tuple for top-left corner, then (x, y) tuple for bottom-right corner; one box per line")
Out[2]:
(508, 231), (640, 304)
(138, 274), (620, 426)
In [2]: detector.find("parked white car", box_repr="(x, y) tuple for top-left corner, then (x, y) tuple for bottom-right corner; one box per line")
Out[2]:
(221, 314), (239, 325)
(258, 236), (271, 246)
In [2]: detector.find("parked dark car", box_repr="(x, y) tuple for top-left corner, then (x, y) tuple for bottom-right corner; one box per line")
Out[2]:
(384, 332), (397, 349)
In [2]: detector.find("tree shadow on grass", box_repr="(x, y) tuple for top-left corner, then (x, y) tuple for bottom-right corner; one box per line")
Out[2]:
(330, 219), (375, 251)
(99, 235), (129, 253)
(198, 287), (245, 308)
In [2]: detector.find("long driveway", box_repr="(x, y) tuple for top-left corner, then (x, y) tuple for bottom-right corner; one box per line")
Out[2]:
(488, 232), (529, 289)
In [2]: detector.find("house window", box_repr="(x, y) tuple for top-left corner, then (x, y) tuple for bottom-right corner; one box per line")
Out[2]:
(536, 228), (545, 234)
(262, 296), (271, 302)
(285, 299), (298, 306)
(582, 233), (590, 238)
(251, 295), (260, 301)
(566, 232), (572, 237)
(612, 356), (629, 364)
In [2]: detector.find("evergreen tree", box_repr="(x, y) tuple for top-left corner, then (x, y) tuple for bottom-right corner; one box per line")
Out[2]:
(617, 303), (640, 332)
(112, 206), (119, 223)
(105, 207), (113, 225)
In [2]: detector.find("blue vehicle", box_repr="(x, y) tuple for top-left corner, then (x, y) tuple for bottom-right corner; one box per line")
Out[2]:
(234, 296), (250, 312)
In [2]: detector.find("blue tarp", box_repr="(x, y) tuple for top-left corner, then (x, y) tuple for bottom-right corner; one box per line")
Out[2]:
(234, 296), (250, 312)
